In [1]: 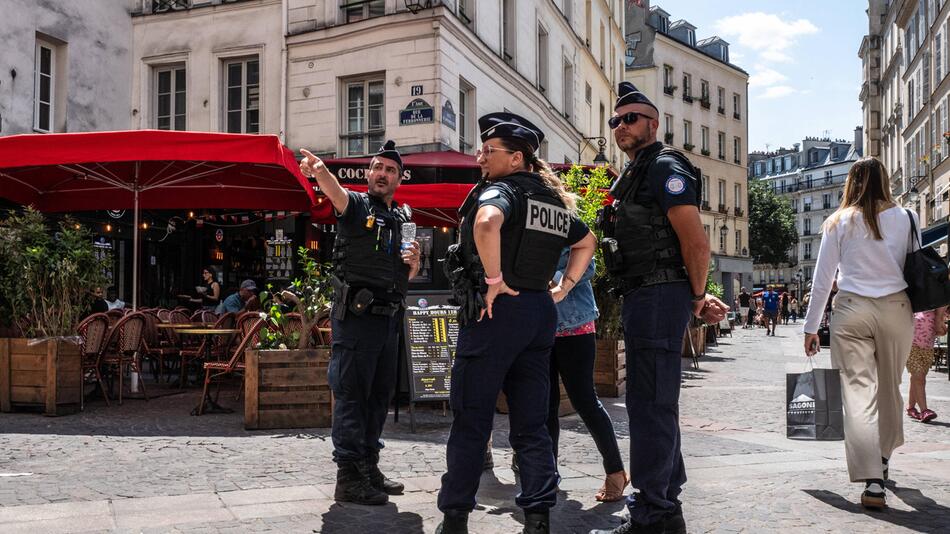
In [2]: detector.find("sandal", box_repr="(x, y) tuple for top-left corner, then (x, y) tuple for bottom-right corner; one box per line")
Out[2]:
(906, 407), (921, 420)
(595, 470), (628, 502)
(920, 409), (938, 423)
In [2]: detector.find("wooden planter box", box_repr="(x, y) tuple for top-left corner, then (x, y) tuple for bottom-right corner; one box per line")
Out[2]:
(496, 382), (575, 417)
(594, 337), (626, 398)
(244, 347), (333, 430)
(0, 338), (81, 416)
(682, 325), (706, 358)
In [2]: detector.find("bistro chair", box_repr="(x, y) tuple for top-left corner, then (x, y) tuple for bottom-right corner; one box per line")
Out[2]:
(77, 313), (111, 410)
(156, 309), (172, 322)
(191, 310), (217, 323)
(178, 312), (236, 388)
(284, 312), (304, 345)
(237, 311), (266, 348)
(195, 317), (264, 415)
(100, 312), (149, 405)
(140, 310), (174, 382)
(106, 308), (125, 324)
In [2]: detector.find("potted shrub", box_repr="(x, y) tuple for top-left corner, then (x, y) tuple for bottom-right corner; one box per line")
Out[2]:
(0, 208), (108, 415)
(244, 247), (336, 430)
(562, 164), (626, 397)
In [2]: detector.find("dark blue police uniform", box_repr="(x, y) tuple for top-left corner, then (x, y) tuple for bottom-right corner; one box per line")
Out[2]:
(328, 140), (412, 505)
(437, 113), (591, 534)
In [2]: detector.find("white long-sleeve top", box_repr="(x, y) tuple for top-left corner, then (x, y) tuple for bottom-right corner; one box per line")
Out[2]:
(802, 205), (919, 334)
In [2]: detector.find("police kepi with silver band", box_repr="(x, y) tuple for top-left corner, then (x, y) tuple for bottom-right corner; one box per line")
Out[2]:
(436, 112), (596, 534)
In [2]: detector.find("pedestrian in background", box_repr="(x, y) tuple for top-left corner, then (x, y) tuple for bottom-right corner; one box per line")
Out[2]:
(790, 296), (800, 322)
(546, 248), (627, 503)
(781, 292), (791, 325)
(738, 287), (752, 328)
(906, 306), (947, 423)
(802, 156), (915, 510)
(761, 286), (780, 335)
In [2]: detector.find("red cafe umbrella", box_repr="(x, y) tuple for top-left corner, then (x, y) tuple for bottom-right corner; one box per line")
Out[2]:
(0, 129), (317, 308)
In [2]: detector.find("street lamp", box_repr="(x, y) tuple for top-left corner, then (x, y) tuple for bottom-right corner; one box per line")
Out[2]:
(794, 268), (803, 302)
(578, 136), (610, 166)
(404, 0), (433, 14)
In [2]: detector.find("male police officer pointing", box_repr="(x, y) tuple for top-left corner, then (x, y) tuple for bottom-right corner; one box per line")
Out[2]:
(299, 141), (421, 506)
(437, 113), (596, 534)
(591, 84), (728, 534)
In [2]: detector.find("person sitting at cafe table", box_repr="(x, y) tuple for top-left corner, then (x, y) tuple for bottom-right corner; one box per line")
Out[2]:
(199, 267), (222, 308)
(105, 286), (125, 310)
(216, 279), (258, 314)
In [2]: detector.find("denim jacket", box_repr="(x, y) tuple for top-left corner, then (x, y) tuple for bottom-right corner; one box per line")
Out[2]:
(554, 247), (599, 332)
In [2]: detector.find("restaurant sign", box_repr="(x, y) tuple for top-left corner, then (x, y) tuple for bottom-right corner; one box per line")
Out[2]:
(399, 98), (434, 126)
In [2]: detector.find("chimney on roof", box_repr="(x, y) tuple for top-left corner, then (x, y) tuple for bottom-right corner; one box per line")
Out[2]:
(854, 126), (864, 157)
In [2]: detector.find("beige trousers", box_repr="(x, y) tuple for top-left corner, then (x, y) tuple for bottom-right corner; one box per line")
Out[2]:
(829, 290), (913, 482)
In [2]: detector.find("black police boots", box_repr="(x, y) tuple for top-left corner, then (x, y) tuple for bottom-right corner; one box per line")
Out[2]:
(435, 511), (469, 534)
(333, 462), (388, 505)
(523, 510), (550, 534)
(363, 453), (405, 495)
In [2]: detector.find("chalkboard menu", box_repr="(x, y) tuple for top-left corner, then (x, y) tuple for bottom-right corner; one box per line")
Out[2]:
(403, 305), (459, 401)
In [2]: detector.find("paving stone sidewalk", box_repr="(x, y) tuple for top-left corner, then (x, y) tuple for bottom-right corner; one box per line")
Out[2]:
(1, 322), (949, 533)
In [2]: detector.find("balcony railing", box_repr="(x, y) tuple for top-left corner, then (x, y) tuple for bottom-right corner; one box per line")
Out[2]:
(663, 85), (676, 96)
(733, 112), (741, 120)
(701, 201), (711, 211)
(734, 207), (744, 217)
(718, 204), (728, 214)
(803, 205), (811, 212)
(700, 98), (710, 109)
(718, 106), (726, 114)
(683, 94), (694, 103)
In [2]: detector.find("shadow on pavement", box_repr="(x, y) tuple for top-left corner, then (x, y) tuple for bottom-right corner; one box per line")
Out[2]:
(321, 501), (425, 534)
(803, 487), (950, 532)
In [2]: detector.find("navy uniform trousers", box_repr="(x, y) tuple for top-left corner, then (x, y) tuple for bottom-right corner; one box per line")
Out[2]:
(438, 290), (560, 513)
(328, 307), (402, 464)
(622, 281), (692, 525)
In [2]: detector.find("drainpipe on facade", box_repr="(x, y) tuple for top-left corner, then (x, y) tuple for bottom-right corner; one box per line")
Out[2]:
(279, 0), (288, 144)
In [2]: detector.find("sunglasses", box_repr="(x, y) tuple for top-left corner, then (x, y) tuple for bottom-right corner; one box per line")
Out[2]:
(608, 112), (655, 129)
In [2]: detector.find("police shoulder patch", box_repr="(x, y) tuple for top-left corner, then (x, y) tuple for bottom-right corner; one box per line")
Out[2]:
(664, 175), (687, 195)
(478, 188), (502, 202)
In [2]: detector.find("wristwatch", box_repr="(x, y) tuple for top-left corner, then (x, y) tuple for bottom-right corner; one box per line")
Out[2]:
(691, 293), (706, 302)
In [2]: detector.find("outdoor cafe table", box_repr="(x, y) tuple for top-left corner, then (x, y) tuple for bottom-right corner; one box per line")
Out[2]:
(157, 323), (212, 329)
(176, 328), (240, 415)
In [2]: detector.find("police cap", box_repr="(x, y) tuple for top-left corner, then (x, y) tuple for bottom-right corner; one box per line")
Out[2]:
(614, 81), (658, 113)
(375, 140), (403, 169)
(478, 112), (545, 152)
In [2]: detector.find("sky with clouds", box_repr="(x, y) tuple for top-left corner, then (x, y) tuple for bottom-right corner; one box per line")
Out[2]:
(646, 0), (868, 153)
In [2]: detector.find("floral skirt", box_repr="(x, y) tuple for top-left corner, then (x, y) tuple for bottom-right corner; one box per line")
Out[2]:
(907, 345), (935, 376)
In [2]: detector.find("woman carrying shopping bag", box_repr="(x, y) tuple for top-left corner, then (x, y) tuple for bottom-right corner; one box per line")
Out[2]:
(802, 157), (916, 510)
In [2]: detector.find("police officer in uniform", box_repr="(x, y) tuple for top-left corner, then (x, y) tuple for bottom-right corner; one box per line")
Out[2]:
(590, 84), (728, 534)
(436, 113), (596, 534)
(299, 141), (421, 506)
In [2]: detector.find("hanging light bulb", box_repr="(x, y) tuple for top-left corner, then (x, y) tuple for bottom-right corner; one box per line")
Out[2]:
(105, 224), (112, 232)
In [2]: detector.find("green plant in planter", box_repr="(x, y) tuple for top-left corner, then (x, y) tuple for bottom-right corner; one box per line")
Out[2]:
(560, 164), (623, 339)
(256, 247), (334, 350)
(0, 207), (109, 338)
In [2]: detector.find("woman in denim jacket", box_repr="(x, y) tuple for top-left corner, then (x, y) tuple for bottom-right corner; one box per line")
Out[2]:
(548, 247), (627, 501)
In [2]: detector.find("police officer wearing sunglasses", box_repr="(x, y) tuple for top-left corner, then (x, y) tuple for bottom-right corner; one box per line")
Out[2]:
(436, 112), (596, 534)
(590, 83), (728, 534)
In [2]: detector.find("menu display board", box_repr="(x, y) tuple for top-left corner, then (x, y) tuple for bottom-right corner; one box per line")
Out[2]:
(402, 304), (459, 401)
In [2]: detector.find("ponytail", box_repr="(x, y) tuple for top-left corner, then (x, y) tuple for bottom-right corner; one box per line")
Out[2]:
(500, 139), (578, 212)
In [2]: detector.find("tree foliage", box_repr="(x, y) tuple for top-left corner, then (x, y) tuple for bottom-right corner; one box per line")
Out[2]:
(748, 179), (798, 266)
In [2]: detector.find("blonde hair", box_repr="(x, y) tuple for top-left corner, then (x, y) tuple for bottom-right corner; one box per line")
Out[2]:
(822, 156), (894, 240)
(499, 138), (578, 212)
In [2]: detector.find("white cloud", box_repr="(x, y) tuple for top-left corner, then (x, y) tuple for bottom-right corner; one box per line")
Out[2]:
(749, 66), (788, 88)
(760, 86), (797, 99)
(714, 12), (818, 64)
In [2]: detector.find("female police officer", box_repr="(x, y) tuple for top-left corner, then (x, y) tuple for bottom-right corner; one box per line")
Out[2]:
(436, 113), (596, 534)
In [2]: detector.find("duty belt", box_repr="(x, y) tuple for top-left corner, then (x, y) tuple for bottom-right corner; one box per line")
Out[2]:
(614, 267), (689, 296)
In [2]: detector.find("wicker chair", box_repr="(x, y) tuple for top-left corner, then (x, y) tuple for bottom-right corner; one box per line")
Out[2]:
(77, 313), (111, 410)
(156, 309), (172, 322)
(139, 310), (172, 382)
(178, 312), (235, 388)
(100, 312), (149, 405)
(195, 317), (264, 415)
(191, 310), (217, 323)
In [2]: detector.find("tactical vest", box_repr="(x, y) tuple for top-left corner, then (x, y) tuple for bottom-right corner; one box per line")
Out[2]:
(458, 173), (572, 291)
(332, 193), (412, 299)
(611, 144), (700, 280)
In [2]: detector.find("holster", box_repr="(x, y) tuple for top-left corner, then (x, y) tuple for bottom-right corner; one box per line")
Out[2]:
(330, 275), (350, 320)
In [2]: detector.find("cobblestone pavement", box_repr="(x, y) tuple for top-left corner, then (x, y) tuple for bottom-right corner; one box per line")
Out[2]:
(1, 322), (949, 533)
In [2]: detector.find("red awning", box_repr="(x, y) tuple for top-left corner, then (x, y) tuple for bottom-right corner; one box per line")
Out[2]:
(320, 150), (479, 170)
(311, 183), (475, 226)
(0, 129), (317, 211)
